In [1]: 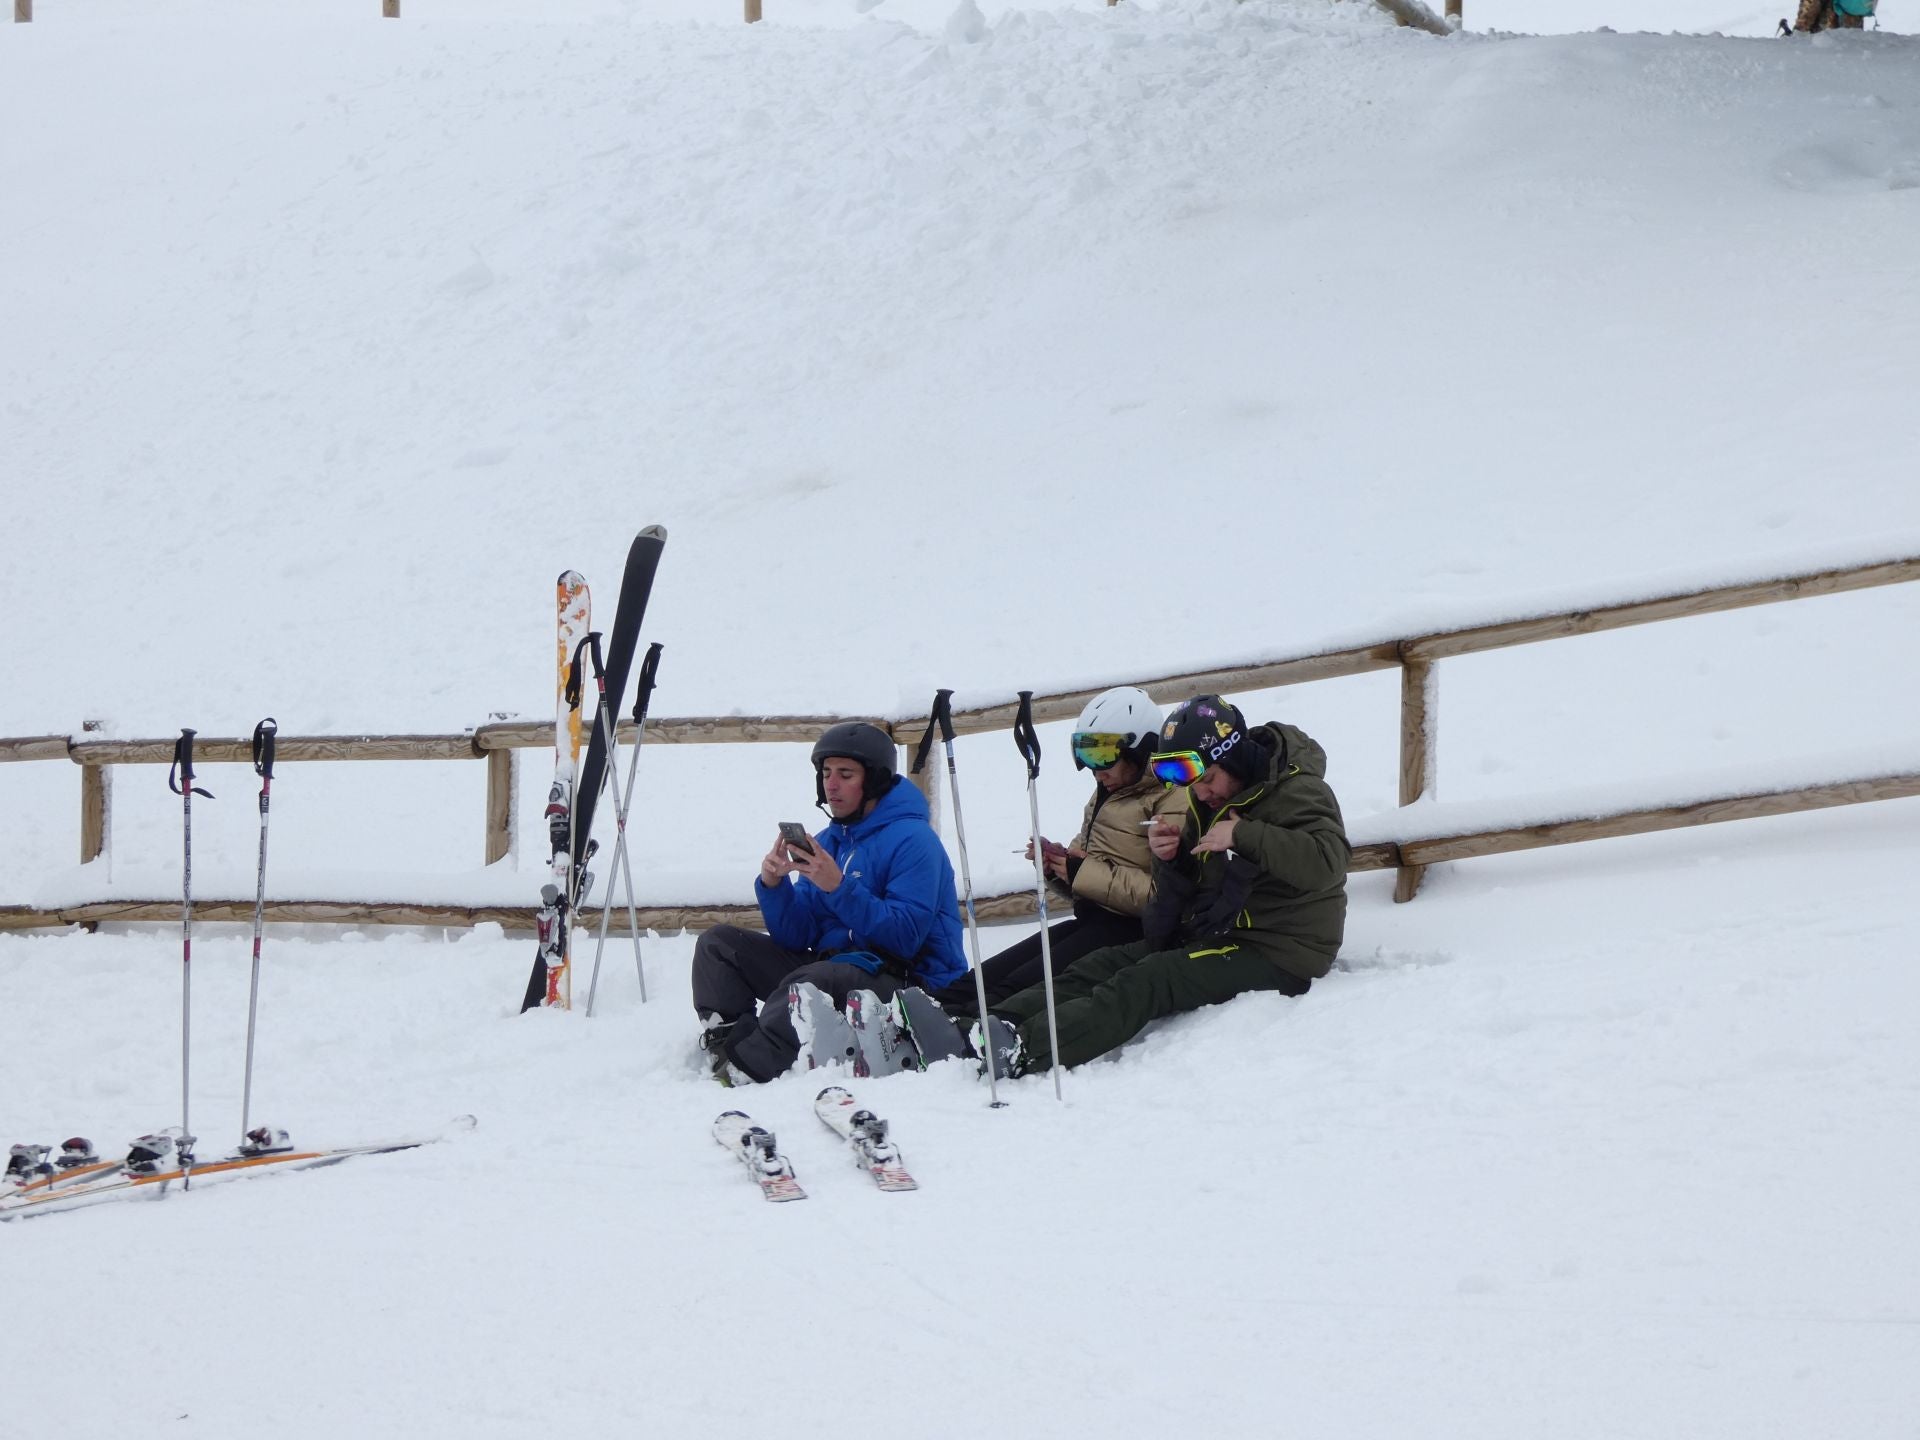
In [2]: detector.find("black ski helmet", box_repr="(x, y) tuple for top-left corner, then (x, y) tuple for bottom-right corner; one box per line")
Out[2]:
(1157, 694), (1263, 781)
(810, 722), (898, 809)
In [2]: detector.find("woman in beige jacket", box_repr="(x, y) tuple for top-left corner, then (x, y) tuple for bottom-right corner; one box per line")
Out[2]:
(933, 687), (1183, 1010)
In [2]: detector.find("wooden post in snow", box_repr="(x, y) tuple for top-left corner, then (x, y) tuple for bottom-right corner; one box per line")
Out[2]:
(15, 0), (31, 24)
(80, 721), (109, 865)
(1446, 0), (1462, 24)
(745, 0), (762, 22)
(1394, 656), (1435, 903)
(383, 0), (399, 17)
(484, 747), (516, 865)
(895, 732), (940, 835)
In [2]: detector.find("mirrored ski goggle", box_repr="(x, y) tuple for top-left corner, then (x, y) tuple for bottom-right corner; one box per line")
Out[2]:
(1070, 732), (1129, 771)
(1149, 750), (1209, 786)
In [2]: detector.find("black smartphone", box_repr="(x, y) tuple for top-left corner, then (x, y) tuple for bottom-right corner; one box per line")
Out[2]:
(778, 821), (816, 857)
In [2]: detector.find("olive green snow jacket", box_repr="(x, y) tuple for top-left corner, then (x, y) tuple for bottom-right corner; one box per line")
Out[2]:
(1142, 721), (1348, 981)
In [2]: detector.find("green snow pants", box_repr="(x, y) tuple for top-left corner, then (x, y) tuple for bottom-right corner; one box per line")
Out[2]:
(993, 936), (1310, 1073)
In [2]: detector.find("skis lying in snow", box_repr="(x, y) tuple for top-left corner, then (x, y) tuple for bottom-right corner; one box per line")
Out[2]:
(4, 1137), (122, 1203)
(0, 1116), (477, 1222)
(712, 1110), (806, 1203)
(814, 1086), (918, 1192)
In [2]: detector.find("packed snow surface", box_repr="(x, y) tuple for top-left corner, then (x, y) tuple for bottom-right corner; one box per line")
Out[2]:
(3, 2), (1917, 1436)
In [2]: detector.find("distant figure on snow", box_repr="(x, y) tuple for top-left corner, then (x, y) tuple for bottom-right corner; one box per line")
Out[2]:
(690, 722), (967, 1085)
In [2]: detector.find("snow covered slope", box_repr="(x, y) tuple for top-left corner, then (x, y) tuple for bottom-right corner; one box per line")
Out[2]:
(3, 5), (1918, 1436)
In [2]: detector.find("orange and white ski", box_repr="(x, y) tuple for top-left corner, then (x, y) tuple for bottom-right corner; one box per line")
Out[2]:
(527, 571), (590, 1011)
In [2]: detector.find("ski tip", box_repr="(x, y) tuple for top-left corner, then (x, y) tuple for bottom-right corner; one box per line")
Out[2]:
(449, 1115), (479, 1133)
(815, 1085), (851, 1105)
(639, 524), (668, 542)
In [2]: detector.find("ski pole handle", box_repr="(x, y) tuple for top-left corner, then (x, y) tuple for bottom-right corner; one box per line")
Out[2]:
(910, 689), (956, 775)
(566, 632), (605, 709)
(632, 642), (664, 725)
(251, 718), (277, 781)
(1012, 691), (1041, 780)
(168, 729), (213, 799)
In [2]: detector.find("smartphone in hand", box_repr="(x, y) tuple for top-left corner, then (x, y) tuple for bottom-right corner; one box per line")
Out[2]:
(778, 821), (817, 857)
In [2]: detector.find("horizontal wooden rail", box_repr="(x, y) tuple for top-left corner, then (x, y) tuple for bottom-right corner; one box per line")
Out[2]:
(3, 551), (1915, 914)
(9, 768), (1910, 934)
(473, 715), (877, 751)
(940, 555), (1920, 736)
(1373, 0), (1453, 37)
(70, 733), (485, 765)
(1399, 557), (1920, 665)
(0, 889), (1049, 935)
(0, 736), (70, 761)
(1397, 772), (1920, 867)
(6, 553), (1915, 765)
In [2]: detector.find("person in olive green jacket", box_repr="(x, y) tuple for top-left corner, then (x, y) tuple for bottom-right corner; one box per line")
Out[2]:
(979, 693), (1348, 1076)
(933, 686), (1184, 1011)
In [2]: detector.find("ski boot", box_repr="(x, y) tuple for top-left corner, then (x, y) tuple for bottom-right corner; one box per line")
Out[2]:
(125, 1133), (180, 1175)
(847, 989), (920, 1077)
(239, 1126), (291, 1157)
(6, 1143), (52, 1186)
(969, 1014), (1027, 1081)
(892, 987), (971, 1065)
(54, 1137), (98, 1170)
(789, 981), (855, 1071)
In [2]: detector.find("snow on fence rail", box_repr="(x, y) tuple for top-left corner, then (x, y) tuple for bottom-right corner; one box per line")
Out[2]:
(2, 553), (1917, 934)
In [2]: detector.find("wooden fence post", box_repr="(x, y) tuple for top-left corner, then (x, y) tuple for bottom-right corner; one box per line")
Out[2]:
(1446, 0), (1462, 24)
(897, 736), (939, 835)
(484, 747), (516, 865)
(383, 0), (399, 17)
(1394, 656), (1435, 902)
(79, 721), (109, 865)
(745, 0), (761, 22)
(15, 0), (31, 24)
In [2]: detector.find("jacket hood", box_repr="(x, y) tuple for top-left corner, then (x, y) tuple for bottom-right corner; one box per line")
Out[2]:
(1250, 722), (1329, 784)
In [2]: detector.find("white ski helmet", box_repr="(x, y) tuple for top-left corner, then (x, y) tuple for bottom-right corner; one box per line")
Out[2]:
(1070, 686), (1163, 770)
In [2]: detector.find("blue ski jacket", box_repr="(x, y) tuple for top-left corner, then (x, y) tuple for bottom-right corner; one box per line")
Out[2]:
(754, 779), (968, 992)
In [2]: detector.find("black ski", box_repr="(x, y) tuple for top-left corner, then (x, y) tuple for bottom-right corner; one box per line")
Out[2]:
(522, 526), (668, 1012)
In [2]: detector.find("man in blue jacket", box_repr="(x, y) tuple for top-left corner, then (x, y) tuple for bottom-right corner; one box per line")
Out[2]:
(691, 721), (967, 1084)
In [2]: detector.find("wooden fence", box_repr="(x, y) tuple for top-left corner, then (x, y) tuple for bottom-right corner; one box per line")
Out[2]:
(10, 0), (1456, 28)
(2, 554), (1916, 934)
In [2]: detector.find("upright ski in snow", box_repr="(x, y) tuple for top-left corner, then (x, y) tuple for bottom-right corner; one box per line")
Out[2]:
(814, 1086), (919, 1192)
(713, 1110), (806, 1202)
(525, 571), (591, 1012)
(522, 530), (667, 1013)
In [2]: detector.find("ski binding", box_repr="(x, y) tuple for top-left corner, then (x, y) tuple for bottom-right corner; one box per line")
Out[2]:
(713, 1111), (805, 1203)
(814, 1086), (918, 1192)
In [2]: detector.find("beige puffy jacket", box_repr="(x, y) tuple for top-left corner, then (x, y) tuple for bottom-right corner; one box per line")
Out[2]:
(1060, 771), (1186, 918)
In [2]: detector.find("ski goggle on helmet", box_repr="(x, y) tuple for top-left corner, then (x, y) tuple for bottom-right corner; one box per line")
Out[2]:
(1148, 750), (1208, 786)
(1069, 686), (1163, 771)
(1069, 733), (1131, 771)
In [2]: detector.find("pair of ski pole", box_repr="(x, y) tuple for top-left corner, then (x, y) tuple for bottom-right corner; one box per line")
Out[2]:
(911, 688), (1065, 1106)
(167, 719), (279, 1177)
(564, 637), (664, 1016)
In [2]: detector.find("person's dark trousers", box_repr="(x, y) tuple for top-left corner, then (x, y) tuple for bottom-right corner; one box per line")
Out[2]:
(691, 923), (903, 1083)
(994, 937), (1310, 1073)
(931, 907), (1141, 1012)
